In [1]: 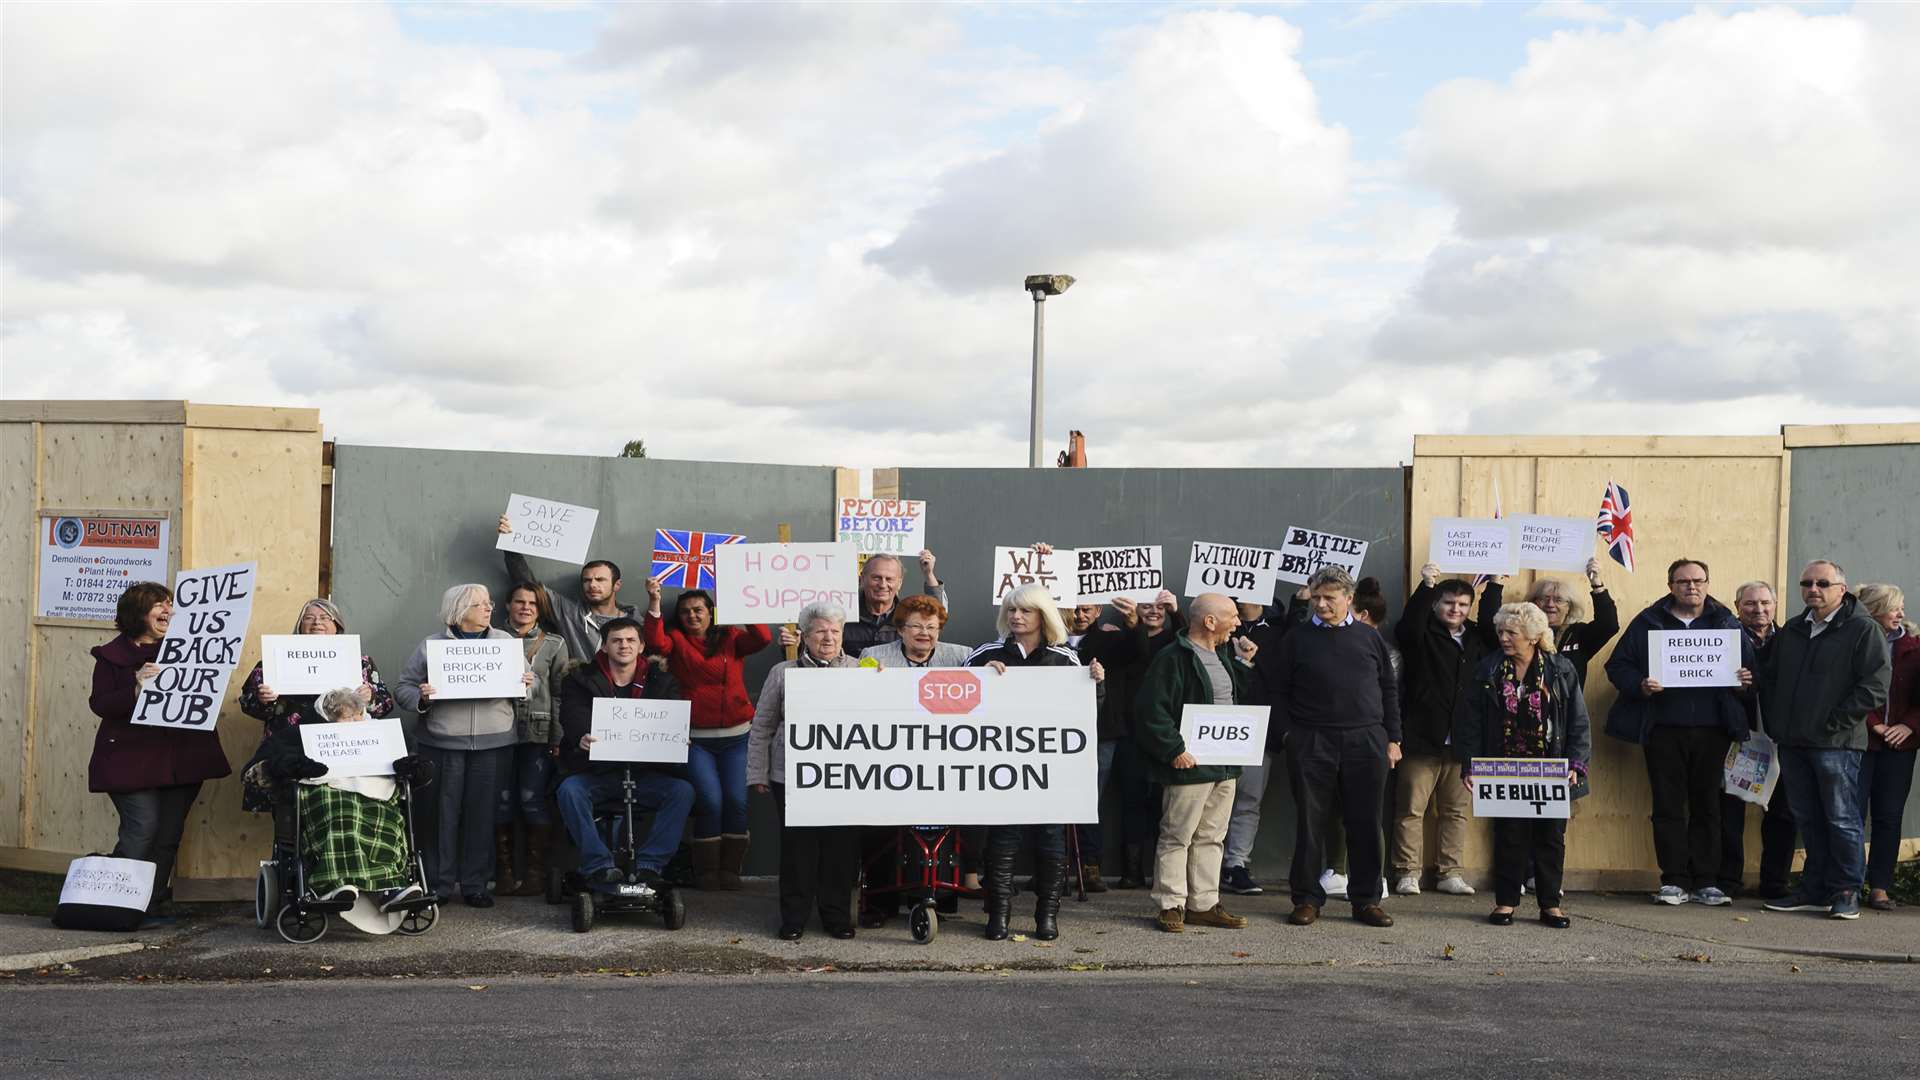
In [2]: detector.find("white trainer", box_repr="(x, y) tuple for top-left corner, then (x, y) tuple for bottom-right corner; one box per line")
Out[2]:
(1435, 875), (1476, 896)
(1394, 874), (1422, 896)
(1319, 869), (1349, 899)
(1653, 885), (1691, 905)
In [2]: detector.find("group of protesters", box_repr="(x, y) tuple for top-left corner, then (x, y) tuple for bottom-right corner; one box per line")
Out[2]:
(83, 516), (1910, 939)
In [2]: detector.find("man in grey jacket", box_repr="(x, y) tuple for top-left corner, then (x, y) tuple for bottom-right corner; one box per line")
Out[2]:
(499, 514), (643, 662)
(1759, 560), (1891, 920)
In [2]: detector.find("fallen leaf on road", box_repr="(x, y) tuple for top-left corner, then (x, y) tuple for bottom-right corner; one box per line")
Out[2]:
(1790, 965), (1801, 973)
(1442, 944), (1456, 961)
(803, 965), (836, 974)
(1733, 916), (1750, 923)
(262, 968), (273, 975)
(995, 971), (1011, 978)
(1676, 952), (1712, 963)
(1067, 963), (1091, 971)
(467, 985), (488, 991)
(1073, 947), (1097, 954)
(728, 937), (743, 945)
(318, 965), (334, 973)
(1231, 951), (1251, 959)
(1010, 933), (1027, 942)
(1032, 941), (1055, 949)
(1184, 980), (1199, 986)
(1490, 969), (1506, 976)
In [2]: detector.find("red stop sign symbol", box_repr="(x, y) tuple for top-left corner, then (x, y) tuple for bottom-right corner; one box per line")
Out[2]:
(919, 669), (981, 714)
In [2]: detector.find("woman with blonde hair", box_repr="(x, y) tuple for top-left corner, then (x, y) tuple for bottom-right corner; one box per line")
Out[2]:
(1453, 602), (1591, 929)
(1856, 583), (1918, 910)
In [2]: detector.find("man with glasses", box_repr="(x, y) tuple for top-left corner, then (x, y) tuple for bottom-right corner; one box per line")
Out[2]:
(1759, 561), (1891, 920)
(1605, 558), (1754, 906)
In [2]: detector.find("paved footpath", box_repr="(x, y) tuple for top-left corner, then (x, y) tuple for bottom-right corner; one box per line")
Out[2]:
(6, 881), (1916, 982)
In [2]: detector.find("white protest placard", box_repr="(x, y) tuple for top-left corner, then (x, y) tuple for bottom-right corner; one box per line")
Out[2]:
(991, 545), (1072, 605)
(1510, 515), (1595, 572)
(1429, 518), (1517, 576)
(1276, 526), (1370, 586)
(1069, 545), (1164, 605)
(36, 515), (171, 622)
(261, 634), (363, 696)
(1179, 705), (1270, 767)
(495, 493), (600, 566)
(1184, 542), (1280, 602)
(714, 541), (859, 625)
(588, 698), (692, 764)
(59, 856), (155, 912)
(836, 498), (927, 556)
(1469, 758), (1572, 819)
(131, 561), (256, 731)
(783, 667), (1098, 827)
(425, 638), (527, 700)
(1652, 629), (1741, 688)
(300, 718), (407, 779)
(1724, 727), (1781, 807)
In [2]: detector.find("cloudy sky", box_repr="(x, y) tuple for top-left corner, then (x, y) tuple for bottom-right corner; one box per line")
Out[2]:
(2, 1), (1914, 470)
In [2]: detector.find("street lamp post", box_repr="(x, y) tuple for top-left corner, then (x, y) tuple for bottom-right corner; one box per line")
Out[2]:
(1024, 274), (1074, 468)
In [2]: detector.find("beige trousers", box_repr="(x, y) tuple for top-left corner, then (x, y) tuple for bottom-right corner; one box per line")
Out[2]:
(1391, 754), (1470, 879)
(1151, 779), (1237, 912)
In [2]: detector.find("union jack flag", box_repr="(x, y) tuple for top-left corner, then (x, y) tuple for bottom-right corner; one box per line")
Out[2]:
(651, 528), (743, 590)
(1596, 481), (1635, 573)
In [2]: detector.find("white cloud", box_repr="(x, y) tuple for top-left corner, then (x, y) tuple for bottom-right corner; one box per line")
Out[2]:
(1526, 1), (1621, 25)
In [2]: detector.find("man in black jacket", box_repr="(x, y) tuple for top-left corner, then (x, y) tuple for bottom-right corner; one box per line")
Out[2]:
(1759, 561), (1891, 920)
(839, 551), (949, 658)
(1604, 559), (1754, 907)
(553, 619), (695, 886)
(1218, 588), (1309, 896)
(1391, 565), (1495, 897)
(1069, 596), (1143, 892)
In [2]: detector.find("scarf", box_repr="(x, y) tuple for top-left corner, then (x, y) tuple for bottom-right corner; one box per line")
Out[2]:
(1498, 654), (1551, 759)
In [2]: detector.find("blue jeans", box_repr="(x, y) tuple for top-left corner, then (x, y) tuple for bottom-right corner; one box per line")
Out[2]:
(687, 734), (750, 838)
(556, 770), (695, 876)
(495, 742), (555, 826)
(1858, 749), (1916, 892)
(1777, 746), (1865, 901)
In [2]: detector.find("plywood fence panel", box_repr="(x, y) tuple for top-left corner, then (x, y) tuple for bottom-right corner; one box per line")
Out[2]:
(0, 424), (36, 848)
(38, 423), (181, 513)
(28, 626), (124, 855)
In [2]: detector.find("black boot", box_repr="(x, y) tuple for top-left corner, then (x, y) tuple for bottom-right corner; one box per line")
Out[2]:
(983, 830), (1016, 941)
(1116, 842), (1146, 889)
(1032, 852), (1064, 941)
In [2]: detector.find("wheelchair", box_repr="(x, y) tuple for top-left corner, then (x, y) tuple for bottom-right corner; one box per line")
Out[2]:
(545, 766), (687, 933)
(254, 777), (438, 944)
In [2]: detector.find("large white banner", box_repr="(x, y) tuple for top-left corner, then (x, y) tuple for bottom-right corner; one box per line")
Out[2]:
(783, 667), (1098, 826)
(715, 541), (859, 624)
(131, 561), (256, 731)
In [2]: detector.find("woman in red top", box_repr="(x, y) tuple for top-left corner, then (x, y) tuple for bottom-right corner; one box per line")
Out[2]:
(644, 579), (773, 889)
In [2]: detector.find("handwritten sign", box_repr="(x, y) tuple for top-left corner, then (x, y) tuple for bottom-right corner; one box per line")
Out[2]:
(1179, 704), (1270, 766)
(1429, 518), (1516, 576)
(36, 515), (171, 622)
(714, 541), (859, 624)
(131, 562), (256, 731)
(425, 638), (526, 700)
(1653, 630), (1740, 688)
(991, 545), (1071, 605)
(836, 499), (927, 556)
(496, 493), (600, 566)
(1276, 527), (1370, 586)
(300, 718), (407, 779)
(59, 856), (156, 912)
(1511, 515), (1594, 572)
(589, 698), (692, 764)
(1184, 542), (1280, 603)
(1469, 758), (1571, 819)
(1069, 545), (1164, 605)
(261, 634), (362, 696)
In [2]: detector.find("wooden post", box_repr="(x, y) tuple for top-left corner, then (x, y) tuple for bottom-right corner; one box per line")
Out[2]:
(778, 521), (798, 661)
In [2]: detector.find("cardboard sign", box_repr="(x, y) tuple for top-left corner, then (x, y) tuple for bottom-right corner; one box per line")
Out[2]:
(131, 562), (256, 731)
(991, 545), (1071, 605)
(588, 698), (692, 764)
(1276, 527), (1370, 586)
(425, 638), (527, 700)
(714, 542), (859, 624)
(299, 718), (407, 779)
(261, 634), (363, 696)
(1183, 542), (1280, 603)
(36, 515), (171, 622)
(1652, 630), (1740, 688)
(783, 667), (1098, 826)
(1178, 704), (1270, 767)
(59, 856), (156, 912)
(1511, 515), (1595, 572)
(1724, 727), (1780, 808)
(836, 498), (927, 556)
(495, 493), (600, 566)
(1470, 758), (1572, 819)
(1429, 518), (1517, 576)
(1069, 545), (1164, 605)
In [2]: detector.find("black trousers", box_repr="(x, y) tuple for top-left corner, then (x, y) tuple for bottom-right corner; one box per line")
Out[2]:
(985, 824), (1067, 878)
(1493, 817), (1566, 909)
(1644, 726), (1731, 891)
(772, 784), (858, 931)
(108, 782), (203, 910)
(1717, 791), (1796, 896)
(417, 745), (509, 897)
(1287, 726), (1389, 909)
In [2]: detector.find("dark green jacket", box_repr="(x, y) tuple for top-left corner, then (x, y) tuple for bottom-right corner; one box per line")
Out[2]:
(1758, 594), (1891, 750)
(1133, 635), (1254, 786)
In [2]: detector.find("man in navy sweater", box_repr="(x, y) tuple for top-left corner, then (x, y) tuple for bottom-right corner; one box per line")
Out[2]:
(1270, 567), (1402, 928)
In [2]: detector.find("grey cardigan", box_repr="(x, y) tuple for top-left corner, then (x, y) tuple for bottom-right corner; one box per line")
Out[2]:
(747, 653), (859, 787)
(508, 626), (571, 745)
(856, 640), (975, 669)
(395, 627), (522, 752)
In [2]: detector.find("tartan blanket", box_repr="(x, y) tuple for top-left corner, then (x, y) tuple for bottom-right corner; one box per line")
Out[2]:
(299, 783), (410, 894)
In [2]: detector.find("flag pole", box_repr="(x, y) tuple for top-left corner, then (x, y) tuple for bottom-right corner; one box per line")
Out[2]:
(778, 522), (798, 662)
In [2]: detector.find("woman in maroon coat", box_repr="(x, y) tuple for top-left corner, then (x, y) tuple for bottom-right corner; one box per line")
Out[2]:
(88, 582), (232, 914)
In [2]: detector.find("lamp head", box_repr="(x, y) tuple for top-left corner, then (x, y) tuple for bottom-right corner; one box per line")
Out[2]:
(1024, 274), (1075, 297)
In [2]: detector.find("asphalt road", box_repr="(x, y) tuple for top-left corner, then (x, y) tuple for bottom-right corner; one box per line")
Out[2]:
(7, 966), (1917, 1079)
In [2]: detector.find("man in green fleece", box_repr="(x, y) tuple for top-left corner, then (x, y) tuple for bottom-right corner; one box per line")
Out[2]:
(1135, 593), (1261, 933)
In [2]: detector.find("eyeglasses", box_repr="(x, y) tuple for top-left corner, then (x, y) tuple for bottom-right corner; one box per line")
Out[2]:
(1799, 579), (1842, 589)
(900, 623), (941, 634)
(1670, 578), (1708, 588)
